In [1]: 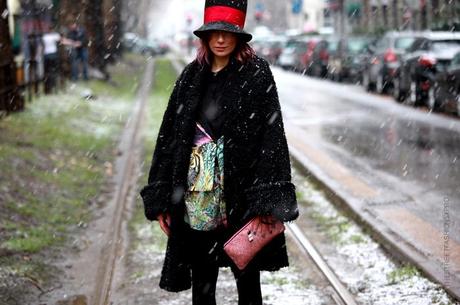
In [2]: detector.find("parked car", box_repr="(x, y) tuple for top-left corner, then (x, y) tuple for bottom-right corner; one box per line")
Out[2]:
(308, 37), (339, 78)
(393, 32), (460, 106)
(152, 39), (170, 55)
(327, 36), (376, 82)
(278, 37), (309, 71)
(429, 49), (460, 115)
(362, 31), (419, 94)
(255, 36), (287, 65)
(299, 36), (321, 74)
(122, 32), (140, 51)
(250, 38), (265, 57)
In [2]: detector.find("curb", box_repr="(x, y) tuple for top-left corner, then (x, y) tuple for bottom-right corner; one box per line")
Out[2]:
(287, 141), (460, 302)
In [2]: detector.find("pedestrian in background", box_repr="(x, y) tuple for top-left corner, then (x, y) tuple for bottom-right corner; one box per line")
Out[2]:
(140, 1), (298, 304)
(42, 25), (62, 93)
(67, 22), (88, 81)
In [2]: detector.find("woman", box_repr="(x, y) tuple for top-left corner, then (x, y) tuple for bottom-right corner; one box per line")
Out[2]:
(140, 1), (298, 304)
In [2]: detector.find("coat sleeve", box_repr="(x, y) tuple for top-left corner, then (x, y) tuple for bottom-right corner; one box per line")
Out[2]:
(140, 67), (186, 221)
(244, 59), (299, 222)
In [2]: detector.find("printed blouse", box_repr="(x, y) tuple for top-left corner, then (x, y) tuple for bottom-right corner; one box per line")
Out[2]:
(184, 122), (226, 231)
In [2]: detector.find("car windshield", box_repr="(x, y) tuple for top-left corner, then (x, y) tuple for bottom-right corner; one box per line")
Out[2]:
(348, 39), (368, 53)
(286, 40), (300, 48)
(394, 37), (416, 50)
(328, 41), (339, 52)
(432, 40), (460, 52)
(452, 54), (460, 66)
(286, 41), (305, 52)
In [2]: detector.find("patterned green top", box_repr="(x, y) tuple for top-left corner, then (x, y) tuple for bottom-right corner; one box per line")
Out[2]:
(184, 122), (226, 231)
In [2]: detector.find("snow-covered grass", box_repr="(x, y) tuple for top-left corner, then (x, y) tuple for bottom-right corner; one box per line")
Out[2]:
(292, 168), (458, 305)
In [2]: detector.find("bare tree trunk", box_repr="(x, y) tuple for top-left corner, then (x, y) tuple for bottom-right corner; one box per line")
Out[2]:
(83, 0), (105, 70)
(362, 0), (370, 30)
(339, 0), (346, 37)
(103, 0), (122, 62)
(0, 0), (23, 113)
(57, 0), (79, 77)
(442, 0), (450, 26)
(392, 0), (399, 29)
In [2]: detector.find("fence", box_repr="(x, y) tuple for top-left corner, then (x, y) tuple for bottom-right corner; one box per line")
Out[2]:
(0, 54), (66, 116)
(0, 59), (23, 115)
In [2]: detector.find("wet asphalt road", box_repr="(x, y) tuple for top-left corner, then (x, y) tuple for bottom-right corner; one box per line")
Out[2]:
(274, 68), (460, 243)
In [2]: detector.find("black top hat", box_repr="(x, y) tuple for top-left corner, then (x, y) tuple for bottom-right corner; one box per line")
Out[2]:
(193, 0), (252, 42)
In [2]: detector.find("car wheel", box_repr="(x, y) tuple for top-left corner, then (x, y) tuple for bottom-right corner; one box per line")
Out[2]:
(376, 74), (386, 94)
(336, 73), (343, 83)
(393, 77), (405, 103)
(321, 67), (328, 79)
(409, 81), (419, 106)
(457, 94), (460, 117)
(363, 72), (373, 92)
(427, 85), (438, 111)
(327, 71), (335, 81)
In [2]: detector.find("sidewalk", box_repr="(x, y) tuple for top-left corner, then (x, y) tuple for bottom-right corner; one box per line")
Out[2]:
(285, 120), (460, 301)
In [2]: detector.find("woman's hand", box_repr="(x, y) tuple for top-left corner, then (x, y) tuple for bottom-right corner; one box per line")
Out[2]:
(157, 213), (171, 236)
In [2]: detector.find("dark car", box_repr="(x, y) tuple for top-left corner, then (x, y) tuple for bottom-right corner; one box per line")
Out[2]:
(327, 36), (375, 82)
(429, 49), (460, 115)
(362, 31), (419, 94)
(393, 32), (460, 106)
(307, 37), (339, 78)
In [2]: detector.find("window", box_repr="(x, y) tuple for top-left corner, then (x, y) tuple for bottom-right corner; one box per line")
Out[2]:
(431, 40), (460, 52)
(450, 53), (460, 67)
(394, 37), (416, 51)
(407, 39), (422, 52)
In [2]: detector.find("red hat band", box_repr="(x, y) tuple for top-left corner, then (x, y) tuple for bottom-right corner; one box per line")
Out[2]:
(204, 6), (246, 29)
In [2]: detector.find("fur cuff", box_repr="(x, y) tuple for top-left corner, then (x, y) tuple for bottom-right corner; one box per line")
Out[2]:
(244, 181), (299, 222)
(140, 181), (171, 221)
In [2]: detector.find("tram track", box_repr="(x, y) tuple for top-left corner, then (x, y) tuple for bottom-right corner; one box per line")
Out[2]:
(91, 59), (154, 305)
(286, 223), (358, 305)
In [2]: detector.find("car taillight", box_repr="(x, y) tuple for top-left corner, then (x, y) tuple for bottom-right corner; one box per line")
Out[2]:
(418, 55), (437, 68)
(420, 80), (431, 91)
(384, 49), (397, 62)
(320, 50), (329, 61)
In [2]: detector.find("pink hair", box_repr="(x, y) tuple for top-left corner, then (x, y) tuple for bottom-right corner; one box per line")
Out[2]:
(196, 34), (255, 66)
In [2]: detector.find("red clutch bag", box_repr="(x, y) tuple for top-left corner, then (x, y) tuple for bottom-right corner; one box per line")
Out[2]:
(223, 217), (285, 270)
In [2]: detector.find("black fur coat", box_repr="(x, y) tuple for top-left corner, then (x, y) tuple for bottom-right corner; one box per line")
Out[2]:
(140, 55), (299, 292)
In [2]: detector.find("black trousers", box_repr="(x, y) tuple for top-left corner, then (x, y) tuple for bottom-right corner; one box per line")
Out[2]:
(44, 53), (59, 94)
(189, 228), (262, 305)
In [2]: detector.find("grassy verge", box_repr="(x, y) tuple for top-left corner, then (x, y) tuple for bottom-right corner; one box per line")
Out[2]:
(0, 53), (147, 300)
